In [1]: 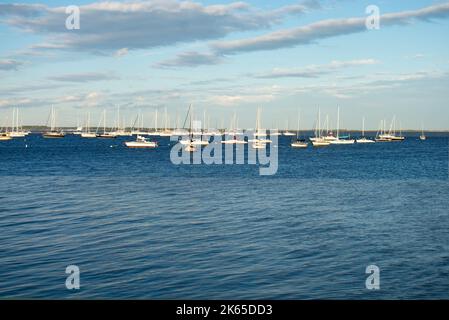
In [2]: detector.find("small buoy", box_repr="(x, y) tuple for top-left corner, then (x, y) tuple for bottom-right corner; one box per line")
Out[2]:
(25, 144), (28, 148)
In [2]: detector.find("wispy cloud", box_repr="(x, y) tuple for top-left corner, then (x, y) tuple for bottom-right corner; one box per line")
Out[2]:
(154, 51), (224, 68)
(212, 2), (449, 54)
(0, 59), (24, 71)
(48, 72), (120, 82)
(253, 59), (379, 79)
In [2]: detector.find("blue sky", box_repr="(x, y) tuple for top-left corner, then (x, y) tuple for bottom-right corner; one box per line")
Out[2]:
(1, 0), (449, 130)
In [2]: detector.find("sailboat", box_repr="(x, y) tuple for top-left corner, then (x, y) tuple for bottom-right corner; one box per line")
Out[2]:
(81, 112), (97, 138)
(251, 108), (271, 149)
(310, 108), (330, 147)
(184, 104), (197, 152)
(330, 107), (355, 145)
(222, 111), (247, 144)
(377, 116), (405, 141)
(375, 120), (391, 142)
(356, 117), (375, 143)
(0, 132), (12, 140)
(42, 106), (65, 138)
(420, 124), (427, 141)
(8, 108), (27, 138)
(111, 105), (132, 136)
(270, 121), (281, 136)
(73, 114), (83, 135)
(322, 115), (337, 141)
(283, 119), (295, 136)
(159, 107), (172, 137)
(97, 110), (117, 138)
(291, 108), (308, 148)
(0, 123), (12, 141)
(0, 115), (12, 140)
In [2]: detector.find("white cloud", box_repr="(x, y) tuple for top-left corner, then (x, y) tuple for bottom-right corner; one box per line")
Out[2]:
(212, 2), (449, 54)
(0, 1), (316, 54)
(114, 48), (129, 58)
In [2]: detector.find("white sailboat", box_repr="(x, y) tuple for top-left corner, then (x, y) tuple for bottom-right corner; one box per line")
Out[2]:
(291, 108), (308, 148)
(0, 133), (12, 140)
(159, 107), (172, 137)
(329, 107), (355, 145)
(377, 116), (405, 141)
(42, 106), (65, 138)
(310, 108), (330, 147)
(8, 108), (27, 138)
(270, 121), (282, 136)
(222, 112), (247, 144)
(73, 114), (83, 135)
(375, 120), (391, 142)
(323, 115), (337, 141)
(111, 105), (132, 136)
(81, 112), (97, 138)
(251, 108), (271, 149)
(420, 124), (427, 141)
(283, 119), (295, 136)
(97, 110), (117, 138)
(356, 117), (375, 143)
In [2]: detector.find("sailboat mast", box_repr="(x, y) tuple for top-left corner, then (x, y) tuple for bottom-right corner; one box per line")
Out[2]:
(51, 105), (56, 131)
(318, 108), (321, 138)
(336, 107), (340, 139)
(362, 117), (365, 137)
(296, 108), (300, 140)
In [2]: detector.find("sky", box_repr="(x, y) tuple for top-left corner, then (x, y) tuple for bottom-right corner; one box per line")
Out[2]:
(1, 0), (449, 130)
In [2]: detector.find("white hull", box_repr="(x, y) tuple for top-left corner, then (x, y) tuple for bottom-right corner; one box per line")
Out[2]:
(8, 132), (26, 138)
(291, 142), (308, 148)
(0, 134), (12, 141)
(43, 131), (65, 138)
(283, 132), (295, 136)
(330, 139), (355, 145)
(312, 140), (330, 147)
(125, 142), (157, 148)
(125, 135), (157, 148)
(81, 133), (97, 138)
(180, 139), (209, 146)
(221, 140), (248, 144)
(356, 138), (375, 144)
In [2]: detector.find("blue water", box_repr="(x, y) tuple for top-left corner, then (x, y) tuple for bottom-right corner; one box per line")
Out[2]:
(0, 134), (448, 299)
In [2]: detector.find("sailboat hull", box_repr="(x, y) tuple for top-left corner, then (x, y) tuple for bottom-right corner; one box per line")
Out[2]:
(330, 139), (355, 145)
(42, 132), (65, 138)
(356, 138), (375, 144)
(291, 142), (308, 148)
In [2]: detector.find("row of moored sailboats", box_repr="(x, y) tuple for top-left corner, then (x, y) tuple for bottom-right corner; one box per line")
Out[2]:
(1, 106), (428, 149)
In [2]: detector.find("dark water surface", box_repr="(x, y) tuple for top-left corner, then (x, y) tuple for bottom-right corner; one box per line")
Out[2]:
(0, 134), (448, 299)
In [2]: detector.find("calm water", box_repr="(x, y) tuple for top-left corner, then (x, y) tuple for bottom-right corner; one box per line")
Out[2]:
(0, 134), (448, 299)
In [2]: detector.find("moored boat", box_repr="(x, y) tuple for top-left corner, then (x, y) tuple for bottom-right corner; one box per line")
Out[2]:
(42, 106), (65, 138)
(125, 135), (158, 148)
